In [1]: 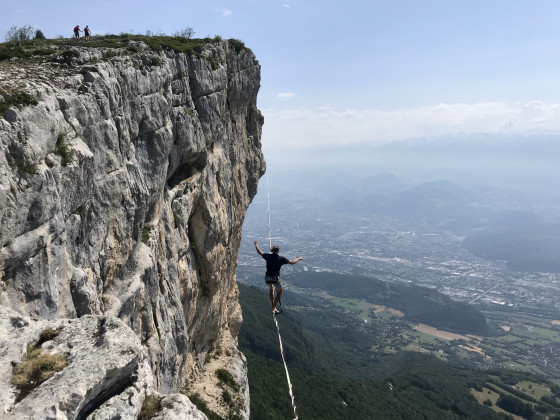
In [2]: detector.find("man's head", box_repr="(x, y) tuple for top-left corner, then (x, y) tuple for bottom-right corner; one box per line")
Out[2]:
(271, 245), (280, 254)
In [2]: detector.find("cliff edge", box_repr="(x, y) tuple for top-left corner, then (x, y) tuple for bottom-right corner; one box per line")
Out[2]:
(0, 37), (265, 419)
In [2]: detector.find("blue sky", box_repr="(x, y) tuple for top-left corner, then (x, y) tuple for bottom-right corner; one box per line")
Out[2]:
(3, 0), (560, 151)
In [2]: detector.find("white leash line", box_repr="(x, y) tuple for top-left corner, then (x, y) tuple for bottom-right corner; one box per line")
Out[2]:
(266, 174), (272, 250)
(273, 315), (298, 420)
(267, 174), (298, 418)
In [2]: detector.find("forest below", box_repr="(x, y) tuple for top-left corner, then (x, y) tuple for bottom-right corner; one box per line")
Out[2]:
(238, 284), (560, 419)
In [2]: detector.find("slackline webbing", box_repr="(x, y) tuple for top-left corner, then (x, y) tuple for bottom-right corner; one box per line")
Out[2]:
(266, 174), (297, 418)
(266, 174), (273, 249)
(273, 314), (298, 420)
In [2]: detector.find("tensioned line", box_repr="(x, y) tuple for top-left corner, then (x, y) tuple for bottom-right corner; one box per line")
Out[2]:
(266, 173), (298, 419)
(266, 174), (272, 250)
(273, 314), (298, 420)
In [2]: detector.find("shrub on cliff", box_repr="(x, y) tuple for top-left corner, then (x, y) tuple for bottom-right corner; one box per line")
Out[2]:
(12, 346), (68, 402)
(228, 39), (247, 53)
(55, 133), (75, 166)
(173, 27), (195, 39)
(0, 90), (38, 114)
(216, 368), (239, 391)
(5, 25), (35, 43)
(138, 394), (163, 420)
(188, 393), (223, 420)
(11, 328), (68, 402)
(34, 29), (46, 40)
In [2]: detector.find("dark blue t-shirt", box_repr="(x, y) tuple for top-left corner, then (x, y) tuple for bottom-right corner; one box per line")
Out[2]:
(262, 253), (289, 276)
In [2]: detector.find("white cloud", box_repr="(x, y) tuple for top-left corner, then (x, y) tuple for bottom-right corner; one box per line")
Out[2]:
(283, 4), (290, 8)
(277, 92), (295, 99)
(261, 101), (560, 149)
(216, 8), (232, 16)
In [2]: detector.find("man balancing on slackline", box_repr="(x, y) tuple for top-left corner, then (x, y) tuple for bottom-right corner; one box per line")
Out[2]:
(254, 240), (303, 314)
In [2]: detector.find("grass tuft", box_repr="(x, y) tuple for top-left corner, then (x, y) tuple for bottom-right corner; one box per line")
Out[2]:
(216, 368), (238, 391)
(208, 57), (219, 71)
(183, 107), (196, 119)
(188, 393), (224, 420)
(0, 90), (38, 115)
(36, 327), (62, 346)
(6, 144), (38, 178)
(141, 225), (151, 244)
(150, 56), (161, 66)
(55, 133), (75, 166)
(11, 344), (68, 402)
(138, 394), (163, 420)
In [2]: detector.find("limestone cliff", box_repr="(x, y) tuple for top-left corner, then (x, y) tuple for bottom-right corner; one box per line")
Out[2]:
(0, 38), (265, 419)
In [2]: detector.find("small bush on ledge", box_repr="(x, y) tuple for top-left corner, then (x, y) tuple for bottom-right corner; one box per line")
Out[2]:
(55, 133), (75, 166)
(138, 394), (163, 420)
(216, 368), (238, 391)
(188, 392), (224, 420)
(0, 90), (38, 114)
(11, 328), (68, 402)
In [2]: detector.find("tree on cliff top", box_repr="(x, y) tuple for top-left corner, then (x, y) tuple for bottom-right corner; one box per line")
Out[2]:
(5, 25), (45, 43)
(173, 27), (195, 39)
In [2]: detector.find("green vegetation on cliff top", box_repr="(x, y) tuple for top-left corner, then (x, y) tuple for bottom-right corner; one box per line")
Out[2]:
(0, 34), (249, 62)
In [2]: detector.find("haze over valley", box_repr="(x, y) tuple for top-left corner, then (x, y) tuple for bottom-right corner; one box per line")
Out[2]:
(239, 133), (560, 383)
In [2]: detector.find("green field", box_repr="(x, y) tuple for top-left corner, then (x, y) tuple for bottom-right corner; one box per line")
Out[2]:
(290, 282), (560, 382)
(515, 381), (552, 400)
(318, 293), (379, 321)
(480, 310), (560, 379)
(290, 271), (491, 335)
(287, 272), (560, 382)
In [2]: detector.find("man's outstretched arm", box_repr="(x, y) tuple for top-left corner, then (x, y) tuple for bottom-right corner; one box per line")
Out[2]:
(254, 240), (264, 256)
(288, 257), (304, 265)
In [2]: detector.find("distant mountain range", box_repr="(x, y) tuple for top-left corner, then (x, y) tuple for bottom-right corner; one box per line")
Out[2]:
(265, 133), (560, 210)
(257, 134), (560, 272)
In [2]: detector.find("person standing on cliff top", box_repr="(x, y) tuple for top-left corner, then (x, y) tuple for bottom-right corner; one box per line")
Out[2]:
(73, 25), (81, 39)
(84, 26), (91, 40)
(254, 240), (303, 314)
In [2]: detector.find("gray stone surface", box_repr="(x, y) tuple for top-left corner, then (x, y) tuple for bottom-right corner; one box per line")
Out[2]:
(0, 40), (264, 419)
(0, 305), (150, 419)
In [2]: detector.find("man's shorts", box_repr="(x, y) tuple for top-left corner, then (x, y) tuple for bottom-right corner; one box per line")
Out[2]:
(265, 275), (282, 289)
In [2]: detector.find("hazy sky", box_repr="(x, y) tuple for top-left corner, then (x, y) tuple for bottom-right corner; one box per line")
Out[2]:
(3, 0), (560, 151)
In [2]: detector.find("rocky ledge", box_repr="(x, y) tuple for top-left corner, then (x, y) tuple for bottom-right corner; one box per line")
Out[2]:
(0, 38), (265, 419)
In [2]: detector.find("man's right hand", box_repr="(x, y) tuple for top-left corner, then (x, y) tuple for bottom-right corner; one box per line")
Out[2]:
(254, 240), (263, 255)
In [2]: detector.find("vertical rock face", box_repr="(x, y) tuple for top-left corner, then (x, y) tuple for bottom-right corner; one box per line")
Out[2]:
(0, 40), (264, 418)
